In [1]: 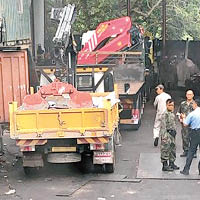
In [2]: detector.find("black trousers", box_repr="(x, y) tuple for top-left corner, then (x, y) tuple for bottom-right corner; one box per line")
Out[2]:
(184, 130), (200, 172)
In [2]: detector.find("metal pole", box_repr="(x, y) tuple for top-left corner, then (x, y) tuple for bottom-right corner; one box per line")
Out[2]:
(30, 0), (36, 59)
(127, 0), (131, 16)
(44, 0), (46, 50)
(0, 125), (3, 154)
(162, 0), (166, 58)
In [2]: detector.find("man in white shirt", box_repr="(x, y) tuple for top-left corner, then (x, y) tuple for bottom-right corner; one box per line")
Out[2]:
(153, 84), (171, 146)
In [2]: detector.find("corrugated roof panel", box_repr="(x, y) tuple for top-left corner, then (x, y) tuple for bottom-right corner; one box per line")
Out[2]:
(0, 0), (31, 42)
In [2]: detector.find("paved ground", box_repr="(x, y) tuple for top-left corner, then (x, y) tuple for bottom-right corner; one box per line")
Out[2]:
(0, 89), (200, 200)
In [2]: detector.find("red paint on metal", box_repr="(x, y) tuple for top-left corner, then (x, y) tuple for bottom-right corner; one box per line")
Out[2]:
(69, 90), (93, 108)
(0, 50), (29, 122)
(39, 79), (75, 97)
(132, 109), (140, 120)
(78, 138), (87, 144)
(22, 80), (93, 109)
(22, 93), (48, 110)
(77, 16), (132, 64)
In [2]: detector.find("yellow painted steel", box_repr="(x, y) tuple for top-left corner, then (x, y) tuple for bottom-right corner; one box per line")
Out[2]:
(16, 139), (47, 146)
(114, 84), (119, 99)
(52, 147), (76, 152)
(90, 92), (112, 97)
(14, 109), (106, 132)
(143, 31), (154, 64)
(77, 137), (109, 144)
(43, 69), (55, 74)
(30, 87), (34, 94)
(100, 137), (109, 143)
(76, 67), (108, 73)
(57, 131), (65, 137)
(87, 138), (95, 143)
(9, 102), (17, 138)
(120, 119), (134, 124)
(9, 94), (119, 140)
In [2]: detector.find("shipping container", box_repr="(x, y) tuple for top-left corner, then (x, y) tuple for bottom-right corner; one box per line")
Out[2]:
(0, 0), (31, 43)
(0, 50), (29, 122)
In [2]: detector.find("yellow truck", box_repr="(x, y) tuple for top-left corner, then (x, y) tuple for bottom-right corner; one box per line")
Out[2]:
(9, 85), (120, 174)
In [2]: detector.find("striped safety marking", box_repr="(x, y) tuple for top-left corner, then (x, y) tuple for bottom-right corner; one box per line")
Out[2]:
(16, 139), (47, 146)
(88, 32), (97, 51)
(77, 137), (109, 144)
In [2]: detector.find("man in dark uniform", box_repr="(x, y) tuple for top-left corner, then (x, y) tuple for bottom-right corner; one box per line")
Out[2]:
(160, 99), (179, 171)
(177, 90), (194, 157)
(180, 99), (200, 175)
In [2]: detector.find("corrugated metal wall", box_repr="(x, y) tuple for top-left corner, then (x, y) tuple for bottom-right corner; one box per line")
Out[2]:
(0, 50), (29, 122)
(0, 0), (31, 42)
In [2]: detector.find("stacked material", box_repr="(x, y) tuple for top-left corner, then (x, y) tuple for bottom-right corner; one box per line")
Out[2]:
(20, 80), (93, 110)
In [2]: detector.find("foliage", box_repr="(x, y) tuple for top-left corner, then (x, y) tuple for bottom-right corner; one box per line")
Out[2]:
(45, 0), (200, 40)
(170, 0), (200, 40)
(126, 0), (200, 40)
(63, 0), (119, 33)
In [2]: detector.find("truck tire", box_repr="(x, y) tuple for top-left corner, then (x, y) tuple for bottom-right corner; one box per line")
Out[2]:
(105, 163), (115, 173)
(132, 118), (141, 130)
(80, 153), (104, 173)
(23, 167), (36, 175)
(80, 153), (94, 173)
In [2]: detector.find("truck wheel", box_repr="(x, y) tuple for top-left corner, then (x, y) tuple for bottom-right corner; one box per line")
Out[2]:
(133, 118), (141, 130)
(23, 167), (36, 175)
(80, 153), (94, 173)
(105, 163), (114, 173)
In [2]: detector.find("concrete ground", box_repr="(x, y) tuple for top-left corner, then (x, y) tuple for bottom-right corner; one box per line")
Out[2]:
(0, 89), (200, 200)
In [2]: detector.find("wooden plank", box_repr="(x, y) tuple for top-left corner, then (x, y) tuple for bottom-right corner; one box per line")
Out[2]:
(117, 81), (144, 95)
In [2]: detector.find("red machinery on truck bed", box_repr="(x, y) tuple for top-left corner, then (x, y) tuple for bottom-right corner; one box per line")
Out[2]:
(77, 16), (143, 65)
(76, 16), (153, 130)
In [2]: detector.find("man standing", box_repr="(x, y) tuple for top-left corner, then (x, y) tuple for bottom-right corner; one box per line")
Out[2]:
(153, 84), (171, 146)
(160, 99), (179, 171)
(180, 99), (200, 175)
(177, 90), (194, 157)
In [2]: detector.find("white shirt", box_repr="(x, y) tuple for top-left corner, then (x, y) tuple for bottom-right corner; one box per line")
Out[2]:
(154, 92), (171, 114)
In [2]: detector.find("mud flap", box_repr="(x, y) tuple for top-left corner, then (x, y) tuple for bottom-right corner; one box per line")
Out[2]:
(93, 151), (113, 164)
(23, 153), (44, 167)
(93, 135), (116, 165)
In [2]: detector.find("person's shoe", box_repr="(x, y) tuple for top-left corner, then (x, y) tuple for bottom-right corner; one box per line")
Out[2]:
(154, 137), (159, 147)
(180, 170), (189, 175)
(180, 151), (188, 157)
(169, 162), (180, 170)
(193, 153), (197, 158)
(162, 161), (174, 171)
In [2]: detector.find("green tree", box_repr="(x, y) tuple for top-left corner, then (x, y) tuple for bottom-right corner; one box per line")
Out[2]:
(63, 0), (120, 33)
(124, 0), (200, 40)
(45, 0), (200, 40)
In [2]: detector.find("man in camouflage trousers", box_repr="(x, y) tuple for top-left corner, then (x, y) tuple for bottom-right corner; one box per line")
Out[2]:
(177, 90), (194, 157)
(160, 99), (179, 171)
